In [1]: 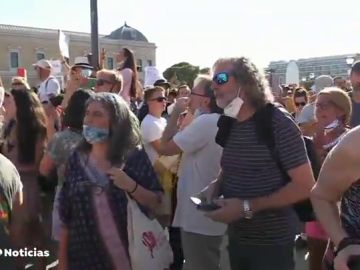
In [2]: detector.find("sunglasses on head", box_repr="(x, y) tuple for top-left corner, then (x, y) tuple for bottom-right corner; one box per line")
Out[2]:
(96, 79), (113, 86)
(295, 102), (306, 107)
(150, 97), (167, 102)
(212, 72), (235, 85)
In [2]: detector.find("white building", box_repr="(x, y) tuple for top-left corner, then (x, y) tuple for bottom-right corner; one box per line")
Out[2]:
(268, 53), (360, 84)
(0, 23), (156, 87)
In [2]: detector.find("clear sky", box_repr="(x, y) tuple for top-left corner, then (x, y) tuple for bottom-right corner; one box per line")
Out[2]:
(1, 0), (359, 72)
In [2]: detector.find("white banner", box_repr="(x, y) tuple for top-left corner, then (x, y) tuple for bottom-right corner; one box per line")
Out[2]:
(50, 60), (63, 76)
(58, 30), (70, 59)
(144, 66), (165, 87)
(285, 60), (300, 85)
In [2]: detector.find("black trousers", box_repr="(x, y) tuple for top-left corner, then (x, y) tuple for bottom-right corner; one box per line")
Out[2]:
(228, 233), (294, 270)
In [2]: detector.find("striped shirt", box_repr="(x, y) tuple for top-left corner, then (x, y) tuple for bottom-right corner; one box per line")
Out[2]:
(220, 108), (308, 245)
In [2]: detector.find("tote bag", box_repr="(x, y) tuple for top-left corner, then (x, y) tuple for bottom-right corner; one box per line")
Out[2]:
(127, 194), (173, 270)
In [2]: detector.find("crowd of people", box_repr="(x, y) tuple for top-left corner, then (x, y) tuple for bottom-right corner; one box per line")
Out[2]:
(0, 49), (359, 270)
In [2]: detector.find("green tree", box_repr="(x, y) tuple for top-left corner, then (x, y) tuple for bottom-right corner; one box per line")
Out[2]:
(163, 62), (200, 88)
(199, 67), (210, 74)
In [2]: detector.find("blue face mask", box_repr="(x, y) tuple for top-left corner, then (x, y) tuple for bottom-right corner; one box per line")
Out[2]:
(83, 125), (109, 144)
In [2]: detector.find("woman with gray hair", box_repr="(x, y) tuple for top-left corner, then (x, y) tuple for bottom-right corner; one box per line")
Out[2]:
(58, 93), (163, 270)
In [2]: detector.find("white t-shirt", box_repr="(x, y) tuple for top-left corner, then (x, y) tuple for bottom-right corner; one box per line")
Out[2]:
(140, 114), (167, 165)
(38, 76), (61, 103)
(173, 113), (227, 236)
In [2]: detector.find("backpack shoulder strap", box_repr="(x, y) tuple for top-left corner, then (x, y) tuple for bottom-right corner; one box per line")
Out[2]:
(253, 103), (276, 148)
(215, 115), (235, 147)
(254, 103), (289, 179)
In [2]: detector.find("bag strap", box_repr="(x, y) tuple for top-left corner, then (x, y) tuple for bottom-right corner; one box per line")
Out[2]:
(45, 77), (52, 92)
(215, 115), (235, 147)
(254, 103), (290, 181)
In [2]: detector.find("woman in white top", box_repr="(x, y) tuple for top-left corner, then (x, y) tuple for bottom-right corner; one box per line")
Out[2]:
(116, 48), (139, 106)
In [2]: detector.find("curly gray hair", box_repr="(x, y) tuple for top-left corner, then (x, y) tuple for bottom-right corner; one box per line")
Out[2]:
(213, 57), (274, 109)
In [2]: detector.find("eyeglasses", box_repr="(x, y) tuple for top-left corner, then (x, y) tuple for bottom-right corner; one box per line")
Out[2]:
(96, 79), (113, 86)
(12, 83), (23, 86)
(295, 102), (306, 107)
(191, 91), (208, 98)
(315, 101), (333, 110)
(150, 97), (167, 103)
(212, 72), (234, 85)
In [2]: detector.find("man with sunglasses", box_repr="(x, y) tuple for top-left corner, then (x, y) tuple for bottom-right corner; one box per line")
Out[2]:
(200, 57), (315, 270)
(159, 75), (226, 270)
(95, 69), (122, 94)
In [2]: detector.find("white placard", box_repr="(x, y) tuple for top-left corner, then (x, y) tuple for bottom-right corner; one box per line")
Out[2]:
(50, 60), (63, 76)
(58, 30), (70, 59)
(144, 66), (165, 87)
(285, 60), (300, 85)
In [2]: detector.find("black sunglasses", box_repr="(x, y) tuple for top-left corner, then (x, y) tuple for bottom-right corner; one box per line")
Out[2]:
(212, 71), (235, 85)
(96, 79), (113, 86)
(295, 102), (306, 107)
(150, 97), (167, 102)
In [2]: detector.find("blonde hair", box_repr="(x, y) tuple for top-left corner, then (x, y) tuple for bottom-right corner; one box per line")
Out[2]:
(318, 87), (352, 125)
(96, 69), (123, 94)
(11, 76), (30, 90)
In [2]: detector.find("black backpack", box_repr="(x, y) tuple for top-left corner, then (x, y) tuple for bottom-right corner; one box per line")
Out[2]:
(215, 103), (320, 222)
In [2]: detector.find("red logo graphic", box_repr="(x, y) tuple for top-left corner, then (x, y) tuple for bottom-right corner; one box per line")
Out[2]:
(142, 232), (157, 258)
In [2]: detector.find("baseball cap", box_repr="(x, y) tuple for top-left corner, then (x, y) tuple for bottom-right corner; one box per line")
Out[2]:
(33, 59), (52, 70)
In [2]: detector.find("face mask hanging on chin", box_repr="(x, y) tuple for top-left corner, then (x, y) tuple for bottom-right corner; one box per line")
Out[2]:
(224, 87), (244, 118)
(324, 119), (341, 133)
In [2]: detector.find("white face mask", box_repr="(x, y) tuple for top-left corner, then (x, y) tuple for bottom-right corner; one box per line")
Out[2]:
(224, 88), (243, 118)
(324, 119), (340, 131)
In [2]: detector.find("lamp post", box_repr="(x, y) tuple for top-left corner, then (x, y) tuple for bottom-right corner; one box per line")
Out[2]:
(346, 56), (355, 76)
(90, 0), (99, 70)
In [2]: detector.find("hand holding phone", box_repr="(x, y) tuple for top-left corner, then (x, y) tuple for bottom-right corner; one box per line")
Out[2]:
(190, 196), (220, 212)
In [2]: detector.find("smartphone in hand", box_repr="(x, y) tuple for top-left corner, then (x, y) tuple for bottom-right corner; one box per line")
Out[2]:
(190, 196), (220, 212)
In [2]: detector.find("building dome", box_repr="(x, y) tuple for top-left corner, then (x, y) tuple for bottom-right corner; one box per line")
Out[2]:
(105, 22), (148, 42)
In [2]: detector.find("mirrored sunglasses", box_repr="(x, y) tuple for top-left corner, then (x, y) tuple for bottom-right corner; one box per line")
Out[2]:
(212, 72), (234, 85)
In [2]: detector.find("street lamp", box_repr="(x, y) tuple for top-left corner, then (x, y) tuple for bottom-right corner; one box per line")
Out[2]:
(346, 56), (355, 76)
(90, 0), (99, 70)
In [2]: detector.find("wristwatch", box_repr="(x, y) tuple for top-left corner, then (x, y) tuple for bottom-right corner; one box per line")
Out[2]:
(243, 200), (253, 219)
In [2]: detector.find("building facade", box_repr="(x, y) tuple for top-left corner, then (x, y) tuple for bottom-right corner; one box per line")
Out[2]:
(267, 53), (360, 84)
(0, 23), (156, 87)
